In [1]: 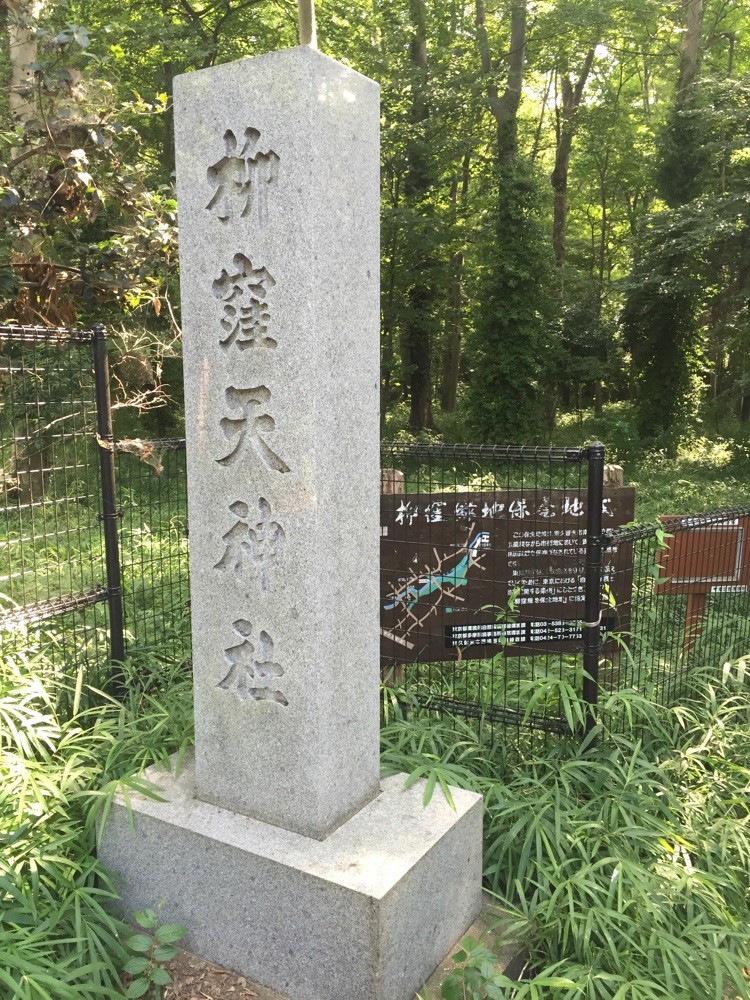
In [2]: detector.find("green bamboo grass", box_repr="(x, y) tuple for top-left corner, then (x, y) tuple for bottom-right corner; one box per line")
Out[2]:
(4, 622), (750, 998)
(385, 666), (750, 1000)
(0, 638), (193, 999)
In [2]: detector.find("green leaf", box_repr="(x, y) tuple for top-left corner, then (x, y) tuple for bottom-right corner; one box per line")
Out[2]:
(152, 944), (179, 962)
(154, 923), (186, 944)
(123, 957), (150, 975)
(423, 769), (437, 806)
(485, 984), (508, 999)
(126, 979), (150, 999)
(480, 959), (495, 980)
(71, 24), (90, 48)
(134, 909), (158, 929)
(125, 933), (153, 953)
(440, 977), (462, 1000)
(150, 967), (173, 986)
(437, 773), (457, 811)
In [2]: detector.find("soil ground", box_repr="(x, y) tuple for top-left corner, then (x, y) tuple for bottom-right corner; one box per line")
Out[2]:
(164, 950), (284, 999)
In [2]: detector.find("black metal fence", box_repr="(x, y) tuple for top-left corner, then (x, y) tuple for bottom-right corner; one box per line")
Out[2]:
(1, 322), (748, 743)
(116, 439), (189, 661)
(0, 324), (189, 702)
(604, 509), (750, 712)
(110, 439), (750, 744)
(0, 324), (112, 703)
(377, 448), (750, 742)
(379, 442), (605, 744)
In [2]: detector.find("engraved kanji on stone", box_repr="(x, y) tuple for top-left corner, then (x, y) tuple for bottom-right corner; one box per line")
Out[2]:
(214, 497), (285, 594)
(205, 127), (280, 224)
(212, 254), (277, 352)
(217, 619), (287, 705)
(214, 500), (253, 577)
(247, 497), (285, 594)
(216, 385), (290, 473)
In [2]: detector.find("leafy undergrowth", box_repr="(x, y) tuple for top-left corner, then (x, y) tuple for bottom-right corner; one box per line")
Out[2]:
(0, 639), (193, 999)
(553, 405), (750, 521)
(384, 666), (750, 1000)
(5, 629), (750, 1000)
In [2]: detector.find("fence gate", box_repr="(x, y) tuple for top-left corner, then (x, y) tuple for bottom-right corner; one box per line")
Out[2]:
(0, 323), (122, 695)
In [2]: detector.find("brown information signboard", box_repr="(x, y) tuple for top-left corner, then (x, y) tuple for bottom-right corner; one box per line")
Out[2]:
(657, 514), (750, 653)
(381, 488), (635, 665)
(657, 517), (750, 594)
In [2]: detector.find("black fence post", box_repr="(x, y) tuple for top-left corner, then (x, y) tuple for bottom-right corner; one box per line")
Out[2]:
(582, 441), (605, 742)
(92, 323), (125, 668)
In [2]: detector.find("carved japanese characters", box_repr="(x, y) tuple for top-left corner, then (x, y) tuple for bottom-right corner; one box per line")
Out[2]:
(207, 125), (289, 708)
(216, 385), (290, 473)
(205, 127), (280, 224)
(212, 254), (277, 352)
(217, 619), (287, 705)
(214, 497), (285, 594)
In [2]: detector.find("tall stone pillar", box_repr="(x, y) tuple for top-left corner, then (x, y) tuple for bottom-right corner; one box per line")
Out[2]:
(99, 46), (482, 1000)
(176, 47), (381, 840)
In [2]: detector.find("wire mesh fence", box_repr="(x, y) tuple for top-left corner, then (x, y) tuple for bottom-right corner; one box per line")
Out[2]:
(98, 438), (750, 745)
(379, 442), (616, 746)
(116, 439), (190, 662)
(0, 332), (748, 748)
(0, 324), (110, 697)
(604, 507), (750, 719)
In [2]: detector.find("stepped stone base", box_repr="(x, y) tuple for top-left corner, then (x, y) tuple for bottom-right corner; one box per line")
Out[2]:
(99, 753), (483, 1000)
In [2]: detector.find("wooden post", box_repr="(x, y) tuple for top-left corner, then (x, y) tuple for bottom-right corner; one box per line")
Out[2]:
(683, 591), (708, 658)
(381, 468), (405, 495)
(297, 0), (317, 48)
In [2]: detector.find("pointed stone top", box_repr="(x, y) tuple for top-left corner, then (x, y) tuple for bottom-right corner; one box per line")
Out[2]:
(174, 43), (378, 91)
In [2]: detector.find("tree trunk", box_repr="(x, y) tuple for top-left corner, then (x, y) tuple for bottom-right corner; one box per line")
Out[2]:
(530, 71), (553, 164)
(475, 0), (526, 165)
(593, 379), (603, 417)
(160, 0), (176, 177)
(735, 222), (750, 422)
(403, 0), (434, 431)
(677, 0), (704, 103)
(551, 48), (596, 268)
(440, 251), (463, 412)
(381, 252), (397, 426)
(597, 151), (609, 310)
(381, 174), (401, 427)
(6, 0), (44, 125)
(440, 154), (470, 412)
(498, 2), (526, 164)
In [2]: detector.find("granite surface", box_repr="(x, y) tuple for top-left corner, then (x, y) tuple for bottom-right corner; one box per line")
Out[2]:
(99, 753), (484, 1000)
(173, 47), (381, 839)
(103, 50), (487, 1000)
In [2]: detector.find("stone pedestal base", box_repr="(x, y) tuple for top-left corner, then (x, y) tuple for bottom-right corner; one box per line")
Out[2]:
(99, 753), (483, 1000)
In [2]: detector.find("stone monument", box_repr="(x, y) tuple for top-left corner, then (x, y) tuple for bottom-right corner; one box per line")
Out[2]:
(99, 44), (483, 1000)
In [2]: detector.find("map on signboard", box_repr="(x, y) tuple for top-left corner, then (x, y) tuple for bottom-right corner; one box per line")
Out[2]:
(382, 526), (489, 651)
(380, 488), (636, 666)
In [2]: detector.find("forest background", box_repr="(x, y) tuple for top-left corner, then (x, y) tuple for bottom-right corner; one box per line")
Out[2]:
(0, 0), (748, 458)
